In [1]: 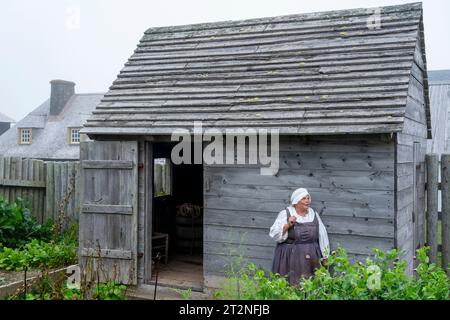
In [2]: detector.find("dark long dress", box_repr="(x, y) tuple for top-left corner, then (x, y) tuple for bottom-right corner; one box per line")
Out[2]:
(271, 209), (322, 286)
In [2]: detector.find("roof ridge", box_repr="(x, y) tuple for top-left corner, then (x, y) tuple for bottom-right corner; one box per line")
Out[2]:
(144, 2), (422, 35)
(74, 93), (106, 96)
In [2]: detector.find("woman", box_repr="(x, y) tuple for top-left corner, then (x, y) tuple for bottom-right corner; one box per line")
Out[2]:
(269, 188), (330, 286)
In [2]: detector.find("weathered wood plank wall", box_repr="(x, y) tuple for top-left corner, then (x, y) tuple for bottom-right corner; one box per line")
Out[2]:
(0, 157), (46, 222)
(45, 161), (81, 224)
(441, 155), (450, 275)
(426, 76), (450, 156)
(137, 141), (146, 283)
(426, 154), (439, 264)
(426, 154), (450, 271)
(0, 157), (81, 224)
(204, 135), (395, 287)
(395, 38), (427, 275)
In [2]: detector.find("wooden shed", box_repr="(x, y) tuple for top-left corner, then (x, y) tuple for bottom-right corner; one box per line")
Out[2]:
(80, 2), (430, 290)
(427, 70), (450, 155)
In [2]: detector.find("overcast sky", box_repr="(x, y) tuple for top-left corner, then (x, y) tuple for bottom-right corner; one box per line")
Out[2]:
(1, 0), (449, 122)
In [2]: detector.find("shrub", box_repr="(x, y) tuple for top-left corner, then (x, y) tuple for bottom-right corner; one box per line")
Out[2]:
(0, 198), (53, 248)
(93, 281), (127, 300)
(214, 246), (450, 300)
(0, 238), (77, 271)
(301, 247), (449, 300)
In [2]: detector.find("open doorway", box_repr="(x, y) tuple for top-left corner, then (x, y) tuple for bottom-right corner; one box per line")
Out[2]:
(150, 142), (203, 290)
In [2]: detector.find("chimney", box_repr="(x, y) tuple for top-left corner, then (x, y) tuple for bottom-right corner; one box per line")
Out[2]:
(50, 80), (75, 116)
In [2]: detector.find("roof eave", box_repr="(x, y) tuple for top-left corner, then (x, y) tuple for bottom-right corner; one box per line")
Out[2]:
(81, 124), (404, 136)
(417, 9), (432, 139)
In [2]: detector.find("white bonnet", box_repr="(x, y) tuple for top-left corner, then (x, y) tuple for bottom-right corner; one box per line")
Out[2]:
(290, 188), (310, 205)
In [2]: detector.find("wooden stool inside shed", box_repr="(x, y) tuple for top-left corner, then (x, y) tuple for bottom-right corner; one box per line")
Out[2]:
(152, 232), (169, 264)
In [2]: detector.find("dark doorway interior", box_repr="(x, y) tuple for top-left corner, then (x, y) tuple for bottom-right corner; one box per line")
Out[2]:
(150, 142), (203, 290)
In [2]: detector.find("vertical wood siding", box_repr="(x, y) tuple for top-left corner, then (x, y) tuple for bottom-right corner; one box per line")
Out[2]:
(79, 141), (139, 285)
(0, 157), (46, 223)
(45, 161), (81, 224)
(204, 135), (395, 287)
(395, 38), (428, 275)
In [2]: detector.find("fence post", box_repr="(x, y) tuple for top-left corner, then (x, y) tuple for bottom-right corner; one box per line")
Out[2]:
(426, 154), (439, 264)
(441, 154), (450, 275)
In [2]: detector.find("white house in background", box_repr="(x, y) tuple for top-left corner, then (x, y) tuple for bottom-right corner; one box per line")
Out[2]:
(427, 70), (450, 156)
(0, 80), (104, 160)
(0, 112), (15, 136)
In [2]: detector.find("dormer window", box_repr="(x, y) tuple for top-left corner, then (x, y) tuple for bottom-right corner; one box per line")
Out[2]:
(19, 128), (32, 144)
(68, 128), (81, 144)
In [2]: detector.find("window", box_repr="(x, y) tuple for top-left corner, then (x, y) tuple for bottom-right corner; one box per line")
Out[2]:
(154, 158), (172, 197)
(19, 128), (32, 144)
(68, 128), (81, 144)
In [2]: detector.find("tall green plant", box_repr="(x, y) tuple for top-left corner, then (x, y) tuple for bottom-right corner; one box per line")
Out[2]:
(0, 198), (52, 248)
(214, 246), (450, 300)
(0, 238), (77, 271)
(301, 247), (449, 300)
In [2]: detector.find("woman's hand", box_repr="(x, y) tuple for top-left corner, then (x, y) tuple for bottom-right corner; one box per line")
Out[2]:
(282, 216), (296, 234)
(288, 216), (297, 226)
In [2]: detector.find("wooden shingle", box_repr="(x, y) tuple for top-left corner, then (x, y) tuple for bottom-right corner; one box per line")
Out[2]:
(83, 2), (430, 136)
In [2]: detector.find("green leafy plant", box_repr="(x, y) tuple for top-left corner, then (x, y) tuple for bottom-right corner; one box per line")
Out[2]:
(93, 281), (127, 300)
(63, 286), (82, 300)
(174, 287), (193, 300)
(300, 246), (449, 300)
(25, 292), (51, 300)
(214, 246), (450, 300)
(0, 238), (77, 271)
(412, 247), (449, 300)
(0, 198), (53, 248)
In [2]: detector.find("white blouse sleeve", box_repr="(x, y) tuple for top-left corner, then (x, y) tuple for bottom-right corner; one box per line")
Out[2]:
(315, 211), (330, 258)
(269, 209), (289, 243)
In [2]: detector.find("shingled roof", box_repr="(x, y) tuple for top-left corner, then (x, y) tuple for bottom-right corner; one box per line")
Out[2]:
(0, 112), (15, 123)
(0, 94), (103, 160)
(83, 2), (430, 136)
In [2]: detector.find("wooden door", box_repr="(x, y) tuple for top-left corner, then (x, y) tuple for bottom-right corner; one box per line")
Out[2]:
(79, 141), (138, 285)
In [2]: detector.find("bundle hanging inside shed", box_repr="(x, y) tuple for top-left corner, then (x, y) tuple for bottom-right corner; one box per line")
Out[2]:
(176, 203), (203, 218)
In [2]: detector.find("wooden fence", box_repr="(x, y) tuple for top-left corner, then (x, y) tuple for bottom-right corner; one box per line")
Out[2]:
(45, 161), (81, 223)
(425, 154), (450, 274)
(0, 157), (80, 224)
(0, 157), (46, 222)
